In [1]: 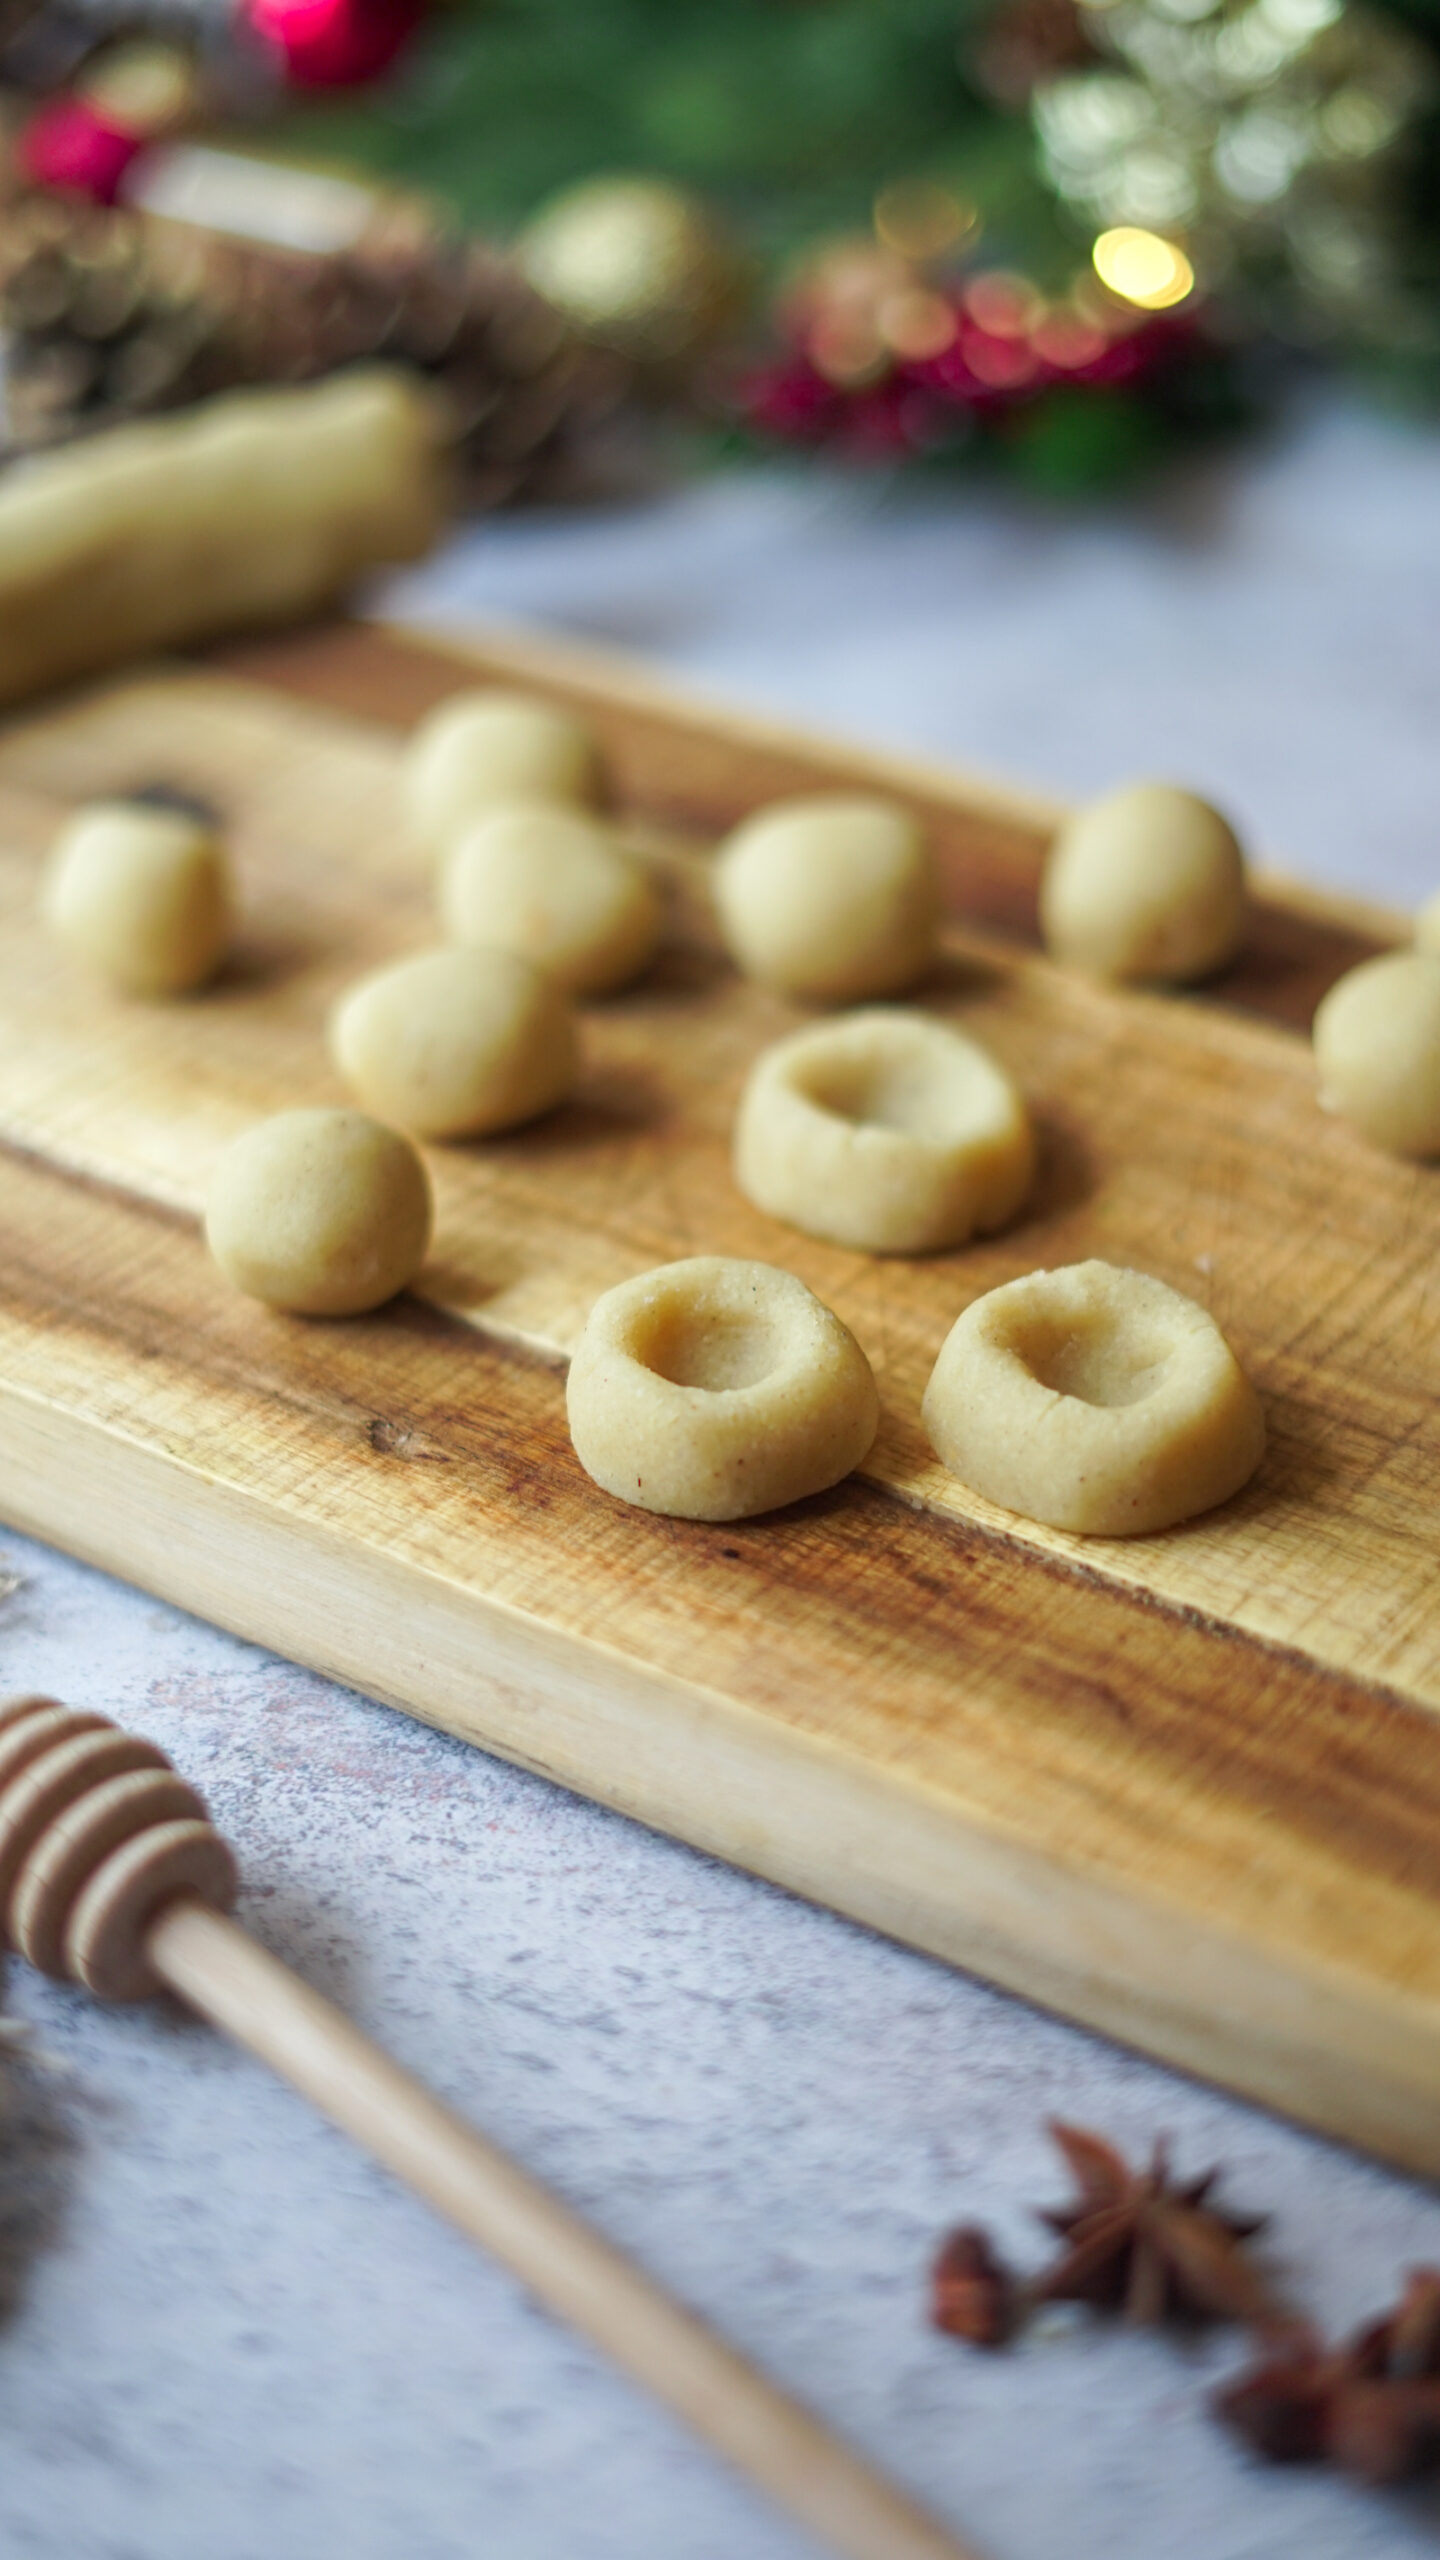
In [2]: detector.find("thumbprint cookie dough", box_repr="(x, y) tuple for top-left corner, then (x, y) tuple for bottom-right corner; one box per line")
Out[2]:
(1415, 889), (1440, 957)
(922, 1260), (1264, 1537)
(206, 1108), (432, 1315)
(714, 794), (940, 1004)
(734, 1010), (1033, 1255)
(1040, 783), (1247, 985)
(402, 689), (599, 855)
(1312, 950), (1440, 1158)
(330, 946), (578, 1140)
(440, 803), (662, 995)
(42, 798), (231, 996)
(567, 1256), (880, 1521)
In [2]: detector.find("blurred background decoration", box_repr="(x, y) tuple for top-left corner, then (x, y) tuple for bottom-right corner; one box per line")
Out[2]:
(0, 0), (1434, 497)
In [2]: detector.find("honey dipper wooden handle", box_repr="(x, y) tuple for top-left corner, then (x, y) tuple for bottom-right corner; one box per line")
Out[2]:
(0, 1698), (978, 2560)
(149, 1900), (974, 2560)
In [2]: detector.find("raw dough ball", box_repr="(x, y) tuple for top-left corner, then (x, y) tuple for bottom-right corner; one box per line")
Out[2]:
(330, 946), (578, 1139)
(1041, 783), (1247, 984)
(1312, 950), (1440, 1157)
(1415, 890), (1440, 956)
(734, 1009), (1033, 1254)
(922, 1259), (1264, 1536)
(714, 794), (940, 1003)
(403, 689), (598, 854)
(567, 1255), (879, 1521)
(206, 1108), (431, 1316)
(440, 802), (662, 995)
(42, 798), (230, 995)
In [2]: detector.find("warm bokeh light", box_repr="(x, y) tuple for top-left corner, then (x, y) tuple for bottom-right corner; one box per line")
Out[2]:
(1091, 226), (1195, 310)
(1030, 309), (1109, 369)
(962, 331), (1038, 390)
(962, 270), (1045, 337)
(873, 180), (976, 260)
(878, 286), (958, 361)
(806, 312), (887, 388)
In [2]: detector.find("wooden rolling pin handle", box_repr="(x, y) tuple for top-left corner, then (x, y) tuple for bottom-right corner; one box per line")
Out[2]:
(0, 1698), (979, 2560)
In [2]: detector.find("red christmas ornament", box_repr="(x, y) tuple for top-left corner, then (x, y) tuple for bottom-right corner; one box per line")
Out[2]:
(246, 0), (425, 89)
(18, 97), (145, 204)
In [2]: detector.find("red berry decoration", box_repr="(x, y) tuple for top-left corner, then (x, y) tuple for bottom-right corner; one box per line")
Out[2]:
(18, 97), (144, 204)
(246, 0), (426, 88)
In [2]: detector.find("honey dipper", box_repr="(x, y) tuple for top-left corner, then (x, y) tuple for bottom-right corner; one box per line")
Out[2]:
(0, 1694), (978, 2560)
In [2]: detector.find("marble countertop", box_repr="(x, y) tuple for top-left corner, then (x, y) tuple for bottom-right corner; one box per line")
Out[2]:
(5, 393), (1440, 2560)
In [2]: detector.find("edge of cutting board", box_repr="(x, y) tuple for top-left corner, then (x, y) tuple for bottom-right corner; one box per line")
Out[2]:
(1, 614), (1434, 2178)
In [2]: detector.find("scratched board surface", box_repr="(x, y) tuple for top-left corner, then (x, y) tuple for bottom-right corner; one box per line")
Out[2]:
(1, 619), (1436, 2175)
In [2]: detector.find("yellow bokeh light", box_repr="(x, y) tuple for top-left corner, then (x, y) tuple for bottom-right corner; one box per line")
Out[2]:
(1091, 227), (1196, 311)
(873, 180), (976, 261)
(878, 287), (958, 362)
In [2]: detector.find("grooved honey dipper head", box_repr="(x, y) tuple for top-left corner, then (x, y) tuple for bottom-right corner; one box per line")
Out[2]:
(0, 1695), (237, 1999)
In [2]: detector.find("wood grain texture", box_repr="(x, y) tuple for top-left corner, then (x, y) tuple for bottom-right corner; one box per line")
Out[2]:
(0, 621), (1436, 2172)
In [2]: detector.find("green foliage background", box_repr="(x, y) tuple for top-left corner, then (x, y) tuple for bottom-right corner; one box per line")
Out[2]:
(274, 0), (1440, 444)
(279, 0), (1068, 270)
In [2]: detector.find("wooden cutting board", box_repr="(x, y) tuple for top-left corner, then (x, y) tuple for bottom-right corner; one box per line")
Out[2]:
(2, 617), (1437, 2174)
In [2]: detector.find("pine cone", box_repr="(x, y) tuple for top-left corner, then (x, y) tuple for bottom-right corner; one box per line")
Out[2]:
(0, 180), (635, 504)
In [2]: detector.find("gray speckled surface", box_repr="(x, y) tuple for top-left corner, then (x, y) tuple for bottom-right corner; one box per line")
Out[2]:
(5, 397), (1440, 2560)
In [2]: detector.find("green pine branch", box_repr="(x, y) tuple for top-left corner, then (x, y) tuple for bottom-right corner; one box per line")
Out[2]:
(275, 0), (1064, 263)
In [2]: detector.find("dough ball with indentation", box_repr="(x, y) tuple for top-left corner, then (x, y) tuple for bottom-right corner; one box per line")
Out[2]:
(714, 794), (940, 1004)
(206, 1108), (431, 1315)
(42, 798), (231, 995)
(735, 1009), (1033, 1255)
(1312, 950), (1440, 1158)
(403, 689), (598, 855)
(922, 1260), (1264, 1536)
(567, 1255), (879, 1521)
(1041, 783), (1246, 984)
(330, 946), (578, 1140)
(440, 802), (662, 995)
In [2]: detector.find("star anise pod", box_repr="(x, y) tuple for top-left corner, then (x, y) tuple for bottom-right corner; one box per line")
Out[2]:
(1029, 2121), (1278, 2329)
(1218, 2268), (1440, 2485)
(931, 2224), (1018, 2347)
(1217, 2336), (1336, 2462)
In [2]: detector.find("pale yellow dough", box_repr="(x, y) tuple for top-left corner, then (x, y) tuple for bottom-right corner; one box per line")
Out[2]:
(922, 1260), (1264, 1536)
(1041, 782), (1247, 984)
(734, 1009), (1033, 1254)
(403, 690), (599, 855)
(330, 946), (578, 1139)
(713, 793), (940, 1003)
(566, 1256), (880, 1521)
(43, 799), (231, 996)
(1312, 950), (1440, 1157)
(1416, 890), (1440, 956)
(206, 1108), (432, 1316)
(0, 370), (444, 711)
(440, 802), (662, 994)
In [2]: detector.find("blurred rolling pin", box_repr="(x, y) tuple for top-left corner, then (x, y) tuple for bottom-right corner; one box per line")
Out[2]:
(0, 367), (448, 707)
(0, 1695), (980, 2560)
